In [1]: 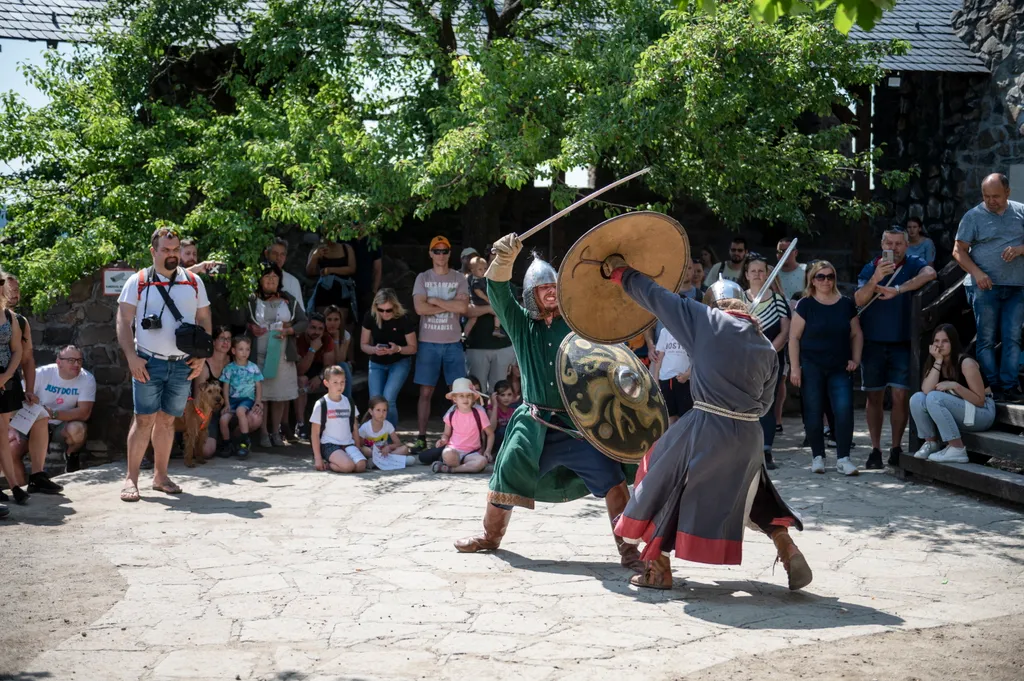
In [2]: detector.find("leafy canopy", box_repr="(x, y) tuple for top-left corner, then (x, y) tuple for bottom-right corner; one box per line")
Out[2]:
(0, 0), (904, 311)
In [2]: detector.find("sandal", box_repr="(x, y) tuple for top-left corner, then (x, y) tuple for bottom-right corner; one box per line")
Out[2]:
(120, 485), (140, 502)
(431, 461), (452, 474)
(629, 560), (673, 590)
(151, 480), (182, 495)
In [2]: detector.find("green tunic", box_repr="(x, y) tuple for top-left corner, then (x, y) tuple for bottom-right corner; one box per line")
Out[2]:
(486, 280), (601, 509)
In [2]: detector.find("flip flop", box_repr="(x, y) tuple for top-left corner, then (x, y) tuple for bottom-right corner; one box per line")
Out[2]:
(120, 485), (140, 502)
(151, 481), (182, 495)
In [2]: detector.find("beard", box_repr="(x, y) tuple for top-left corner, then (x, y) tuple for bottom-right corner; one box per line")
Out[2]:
(163, 257), (179, 270)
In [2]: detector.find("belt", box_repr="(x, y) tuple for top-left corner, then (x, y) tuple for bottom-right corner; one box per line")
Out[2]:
(524, 402), (583, 439)
(138, 347), (188, 362)
(693, 401), (760, 422)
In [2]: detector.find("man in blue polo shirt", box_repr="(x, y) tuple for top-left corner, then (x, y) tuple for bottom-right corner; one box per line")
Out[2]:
(855, 228), (937, 469)
(953, 173), (1024, 402)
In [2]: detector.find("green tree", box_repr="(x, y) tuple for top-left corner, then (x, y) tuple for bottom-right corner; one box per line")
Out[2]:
(691, 0), (899, 33)
(0, 0), (903, 311)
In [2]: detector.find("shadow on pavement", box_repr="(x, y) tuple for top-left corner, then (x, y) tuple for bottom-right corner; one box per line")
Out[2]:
(0, 672), (54, 680)
(1, 492), (76, 526)
(139, 491), (271, 519)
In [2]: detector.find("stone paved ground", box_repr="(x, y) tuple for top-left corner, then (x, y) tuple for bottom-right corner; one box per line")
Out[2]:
(2, 414), (1023, 681)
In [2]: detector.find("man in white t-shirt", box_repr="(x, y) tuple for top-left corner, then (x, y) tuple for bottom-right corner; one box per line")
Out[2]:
(703, 236), (748, 287)
(7, 345), (96, 493)
(775, 236), (808, 303)
(116, 228), (212, 502)
(652, 327), (693, 424)
(266, 237), (305, 309)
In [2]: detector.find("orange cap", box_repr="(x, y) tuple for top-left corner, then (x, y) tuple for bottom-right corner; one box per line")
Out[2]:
(429, 236), (451, 251)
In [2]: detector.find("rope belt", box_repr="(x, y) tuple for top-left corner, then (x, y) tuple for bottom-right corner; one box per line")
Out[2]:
(693, 401), (760, 422)
(525, 402), (584, 439)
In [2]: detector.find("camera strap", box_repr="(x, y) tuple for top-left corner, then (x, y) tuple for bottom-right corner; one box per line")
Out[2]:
(151, 267), (186, 324)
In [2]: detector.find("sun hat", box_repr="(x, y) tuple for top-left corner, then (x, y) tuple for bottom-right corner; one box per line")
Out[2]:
(460, 247), (479, 259)
(446, 377), (486, 401)
(429, 235), (451, 251)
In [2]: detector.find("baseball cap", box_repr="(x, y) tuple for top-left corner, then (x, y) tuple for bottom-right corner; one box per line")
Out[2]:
(429, 236), (451, 251)
(461, 247), (479, 259)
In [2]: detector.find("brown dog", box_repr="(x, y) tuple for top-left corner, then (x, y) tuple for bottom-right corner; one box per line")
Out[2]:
(175, 381), (224, 467)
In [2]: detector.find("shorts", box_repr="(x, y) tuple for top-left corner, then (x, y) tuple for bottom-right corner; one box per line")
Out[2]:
(861, 341), (911, 392)
(414, 341), (466, 387)
(659, 378), (694, 418)
(321, 442), (365, 466)
(229, 397), (255, 411)
(133, 353), (193, 417)
(49, 421), (67, 442)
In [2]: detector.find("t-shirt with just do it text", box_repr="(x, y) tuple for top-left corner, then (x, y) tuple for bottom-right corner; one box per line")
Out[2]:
(413, 269), (469, 344)
(34, 364), (97, 425)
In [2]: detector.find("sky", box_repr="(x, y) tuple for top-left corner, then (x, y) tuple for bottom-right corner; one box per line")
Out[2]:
(0, 38), (59, 108)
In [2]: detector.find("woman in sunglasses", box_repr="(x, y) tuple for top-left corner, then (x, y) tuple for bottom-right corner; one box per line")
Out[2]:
(789, 260), (863, 476)
(360, 289), (418, 427)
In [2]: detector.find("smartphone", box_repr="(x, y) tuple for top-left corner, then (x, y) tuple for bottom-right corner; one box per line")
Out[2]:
(209, 263), (227, 275)
(376, 344), (389, 350)
(882, 250), (894, 265)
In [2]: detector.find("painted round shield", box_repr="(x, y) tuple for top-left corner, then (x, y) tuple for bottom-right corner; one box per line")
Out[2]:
(558, 211), (690, 344)
(556, 333), (669, 464)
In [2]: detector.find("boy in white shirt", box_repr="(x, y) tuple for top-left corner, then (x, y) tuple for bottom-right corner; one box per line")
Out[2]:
(651, 326), (693, 424)
(310, 365), (364, 473)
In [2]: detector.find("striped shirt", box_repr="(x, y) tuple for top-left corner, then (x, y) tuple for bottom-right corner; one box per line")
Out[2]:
(750, 292), (791, 343)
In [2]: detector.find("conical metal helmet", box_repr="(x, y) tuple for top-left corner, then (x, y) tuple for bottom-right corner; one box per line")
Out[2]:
(523, 254), (557, 319)
(702, 275), (745, 308)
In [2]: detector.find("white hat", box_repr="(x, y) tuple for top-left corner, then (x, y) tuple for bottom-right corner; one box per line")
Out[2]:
(460, 247), (480, 259)
(446, 377), (485, 401)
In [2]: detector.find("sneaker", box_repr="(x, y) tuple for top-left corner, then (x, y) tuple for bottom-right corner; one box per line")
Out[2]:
(236, 442), (250, 459)
(764, 451), (777, 470)
(270, 434), (284, 447)
(888, 446), (904, 466)
(139, 453), (153, 471)
(0, 504), (8, 519)
(0, 489), (7, 501)
(811, 456), (825, 474)
(259, 433), (272, 448)
(216, 440), (232, 458)
(775, 424), (783, 433)
(1003, 387), (1024, 403)
(414, 436), (428, 451)
(405, 455), (420, 466)
(836, 457), (859, 476)
(912, 442), (941, 460)
(27, 472), (63, 495)
(929, 445), (969, 463)
(66, 450), (81, 473)
(865, 448), (884, 470)
(11, 485), (30, 505)
(294, 423), (309, 441)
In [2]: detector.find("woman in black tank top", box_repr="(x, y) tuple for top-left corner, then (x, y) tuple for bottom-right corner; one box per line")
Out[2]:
(306, 240), (357, 329)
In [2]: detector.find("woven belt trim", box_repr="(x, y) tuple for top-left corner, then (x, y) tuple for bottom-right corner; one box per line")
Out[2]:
(693, 401), (760, 422)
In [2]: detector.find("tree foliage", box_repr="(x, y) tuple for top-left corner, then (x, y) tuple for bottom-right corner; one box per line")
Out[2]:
(689, 0), (898, 33)
(0, 0), (904, 311)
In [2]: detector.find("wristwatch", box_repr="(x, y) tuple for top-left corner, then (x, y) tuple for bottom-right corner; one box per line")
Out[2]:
(894, 284), (901, 294)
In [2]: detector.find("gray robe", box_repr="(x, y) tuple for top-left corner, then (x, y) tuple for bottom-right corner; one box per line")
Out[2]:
(613, 270), (801, 565)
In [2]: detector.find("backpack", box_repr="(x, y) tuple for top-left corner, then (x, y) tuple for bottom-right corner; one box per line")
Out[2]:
(313, 395), (356, 433)
(137, 266), (200, 300)
(444, 405), (484, 448)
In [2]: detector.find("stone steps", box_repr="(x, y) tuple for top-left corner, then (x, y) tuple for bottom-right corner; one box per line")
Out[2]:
(898, 452), (1024, 505)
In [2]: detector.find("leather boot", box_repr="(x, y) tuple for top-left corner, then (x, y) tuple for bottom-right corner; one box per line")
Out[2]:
(630, 553), (673, 590)
(604, 482), (645, 573)
(771, 526), (813, 591)
(454, 504), (512, 553)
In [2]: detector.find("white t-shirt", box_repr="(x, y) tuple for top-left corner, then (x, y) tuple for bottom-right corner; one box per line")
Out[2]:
(777, 264), (807, 303)
(703, 261), (744, 287)
(35, 364), (97, 425)
(358, 420), (404, 470)
(117, 267), (210, 357)
(656, 329), (691, 381)
(281, 270), (305, 309)
(311, 394), (359, 446)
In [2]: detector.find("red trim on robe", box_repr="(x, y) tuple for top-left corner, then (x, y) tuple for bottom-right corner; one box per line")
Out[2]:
(610, 267), (627, 284)
(616, 515), (745, 565)
(770, 517), (795, 527)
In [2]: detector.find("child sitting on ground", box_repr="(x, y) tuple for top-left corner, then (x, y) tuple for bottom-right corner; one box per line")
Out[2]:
(461, 256), (505, 340)
(358, 396), (414, 471)
(310, 365), (364, 474)
(219, 337), (264, 458)
(430, 378), (492, 474)
(488, 379), (520, 456)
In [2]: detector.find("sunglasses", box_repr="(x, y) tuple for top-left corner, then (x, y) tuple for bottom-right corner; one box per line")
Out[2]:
(377, 307), (394, 313)
(431, 249), (450, 255)
(813, 273), (836, 281)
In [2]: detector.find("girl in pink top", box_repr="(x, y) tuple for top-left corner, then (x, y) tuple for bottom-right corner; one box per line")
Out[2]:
(431, 378), (493, 474)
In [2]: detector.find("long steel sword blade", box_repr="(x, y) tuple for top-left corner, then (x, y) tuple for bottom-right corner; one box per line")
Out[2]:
(749, 238), (799, 310)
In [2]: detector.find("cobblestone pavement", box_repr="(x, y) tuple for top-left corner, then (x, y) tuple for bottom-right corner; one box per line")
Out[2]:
(3, 415), (1024, 681)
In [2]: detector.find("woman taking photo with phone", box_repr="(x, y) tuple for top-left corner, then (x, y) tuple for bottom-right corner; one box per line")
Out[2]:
(909, 324), (995, 463)
(789, 260), (863, 476)
(361, 289), (418, 427)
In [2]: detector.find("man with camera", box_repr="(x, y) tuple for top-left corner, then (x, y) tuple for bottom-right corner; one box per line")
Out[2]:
(855, 228), (936, 469)
(116, 228), (213, 502)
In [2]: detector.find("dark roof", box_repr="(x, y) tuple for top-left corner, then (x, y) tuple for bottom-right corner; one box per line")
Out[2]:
(0, 0), (260, 43)
(849, 0), (988, 74)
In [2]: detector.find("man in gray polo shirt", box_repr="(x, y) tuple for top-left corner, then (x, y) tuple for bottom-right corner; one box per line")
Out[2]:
(953, 173), (1024, 401)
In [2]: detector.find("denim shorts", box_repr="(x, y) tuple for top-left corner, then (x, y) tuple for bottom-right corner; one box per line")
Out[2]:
(321, 443), (366, 465)
(229, 397), (255, 411)
(132, 353), (193, 417)
(861, 341), (911, 392)
(413, 341), (467, 388)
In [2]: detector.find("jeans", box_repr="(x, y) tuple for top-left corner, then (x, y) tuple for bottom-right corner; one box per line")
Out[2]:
(801, 361), (854, 460)
(909, 391), (996, 442)
(759, 351), (785, 453)
(972, 285), (1024, 391)
(368, 357), (412, 427)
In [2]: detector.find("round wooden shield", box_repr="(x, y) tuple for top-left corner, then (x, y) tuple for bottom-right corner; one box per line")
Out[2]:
(556, 333), (669, 464)
(558, 211), (689, 344)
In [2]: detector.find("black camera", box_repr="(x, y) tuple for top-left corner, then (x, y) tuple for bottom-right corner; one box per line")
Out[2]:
(140, 314), (162, 330)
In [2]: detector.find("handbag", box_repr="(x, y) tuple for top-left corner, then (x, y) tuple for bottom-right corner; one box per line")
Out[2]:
(152, 268), (214, 358)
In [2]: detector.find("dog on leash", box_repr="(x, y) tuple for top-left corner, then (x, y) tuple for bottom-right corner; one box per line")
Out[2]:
(175, 381), (224, 467)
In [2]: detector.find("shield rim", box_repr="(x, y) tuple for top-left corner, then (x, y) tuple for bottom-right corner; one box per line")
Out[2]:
(557, 210), (690, 344)
(555, 332), (669, 465)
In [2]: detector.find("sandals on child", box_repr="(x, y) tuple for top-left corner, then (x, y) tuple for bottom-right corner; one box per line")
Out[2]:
(431, 461), (453, 474)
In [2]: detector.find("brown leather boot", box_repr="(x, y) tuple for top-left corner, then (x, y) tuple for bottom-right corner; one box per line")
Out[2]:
(630, 553), (673, 590)
(771, 526), (813, 591)
(605, 482), (645, 573)
(454, 504), (512, 553)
